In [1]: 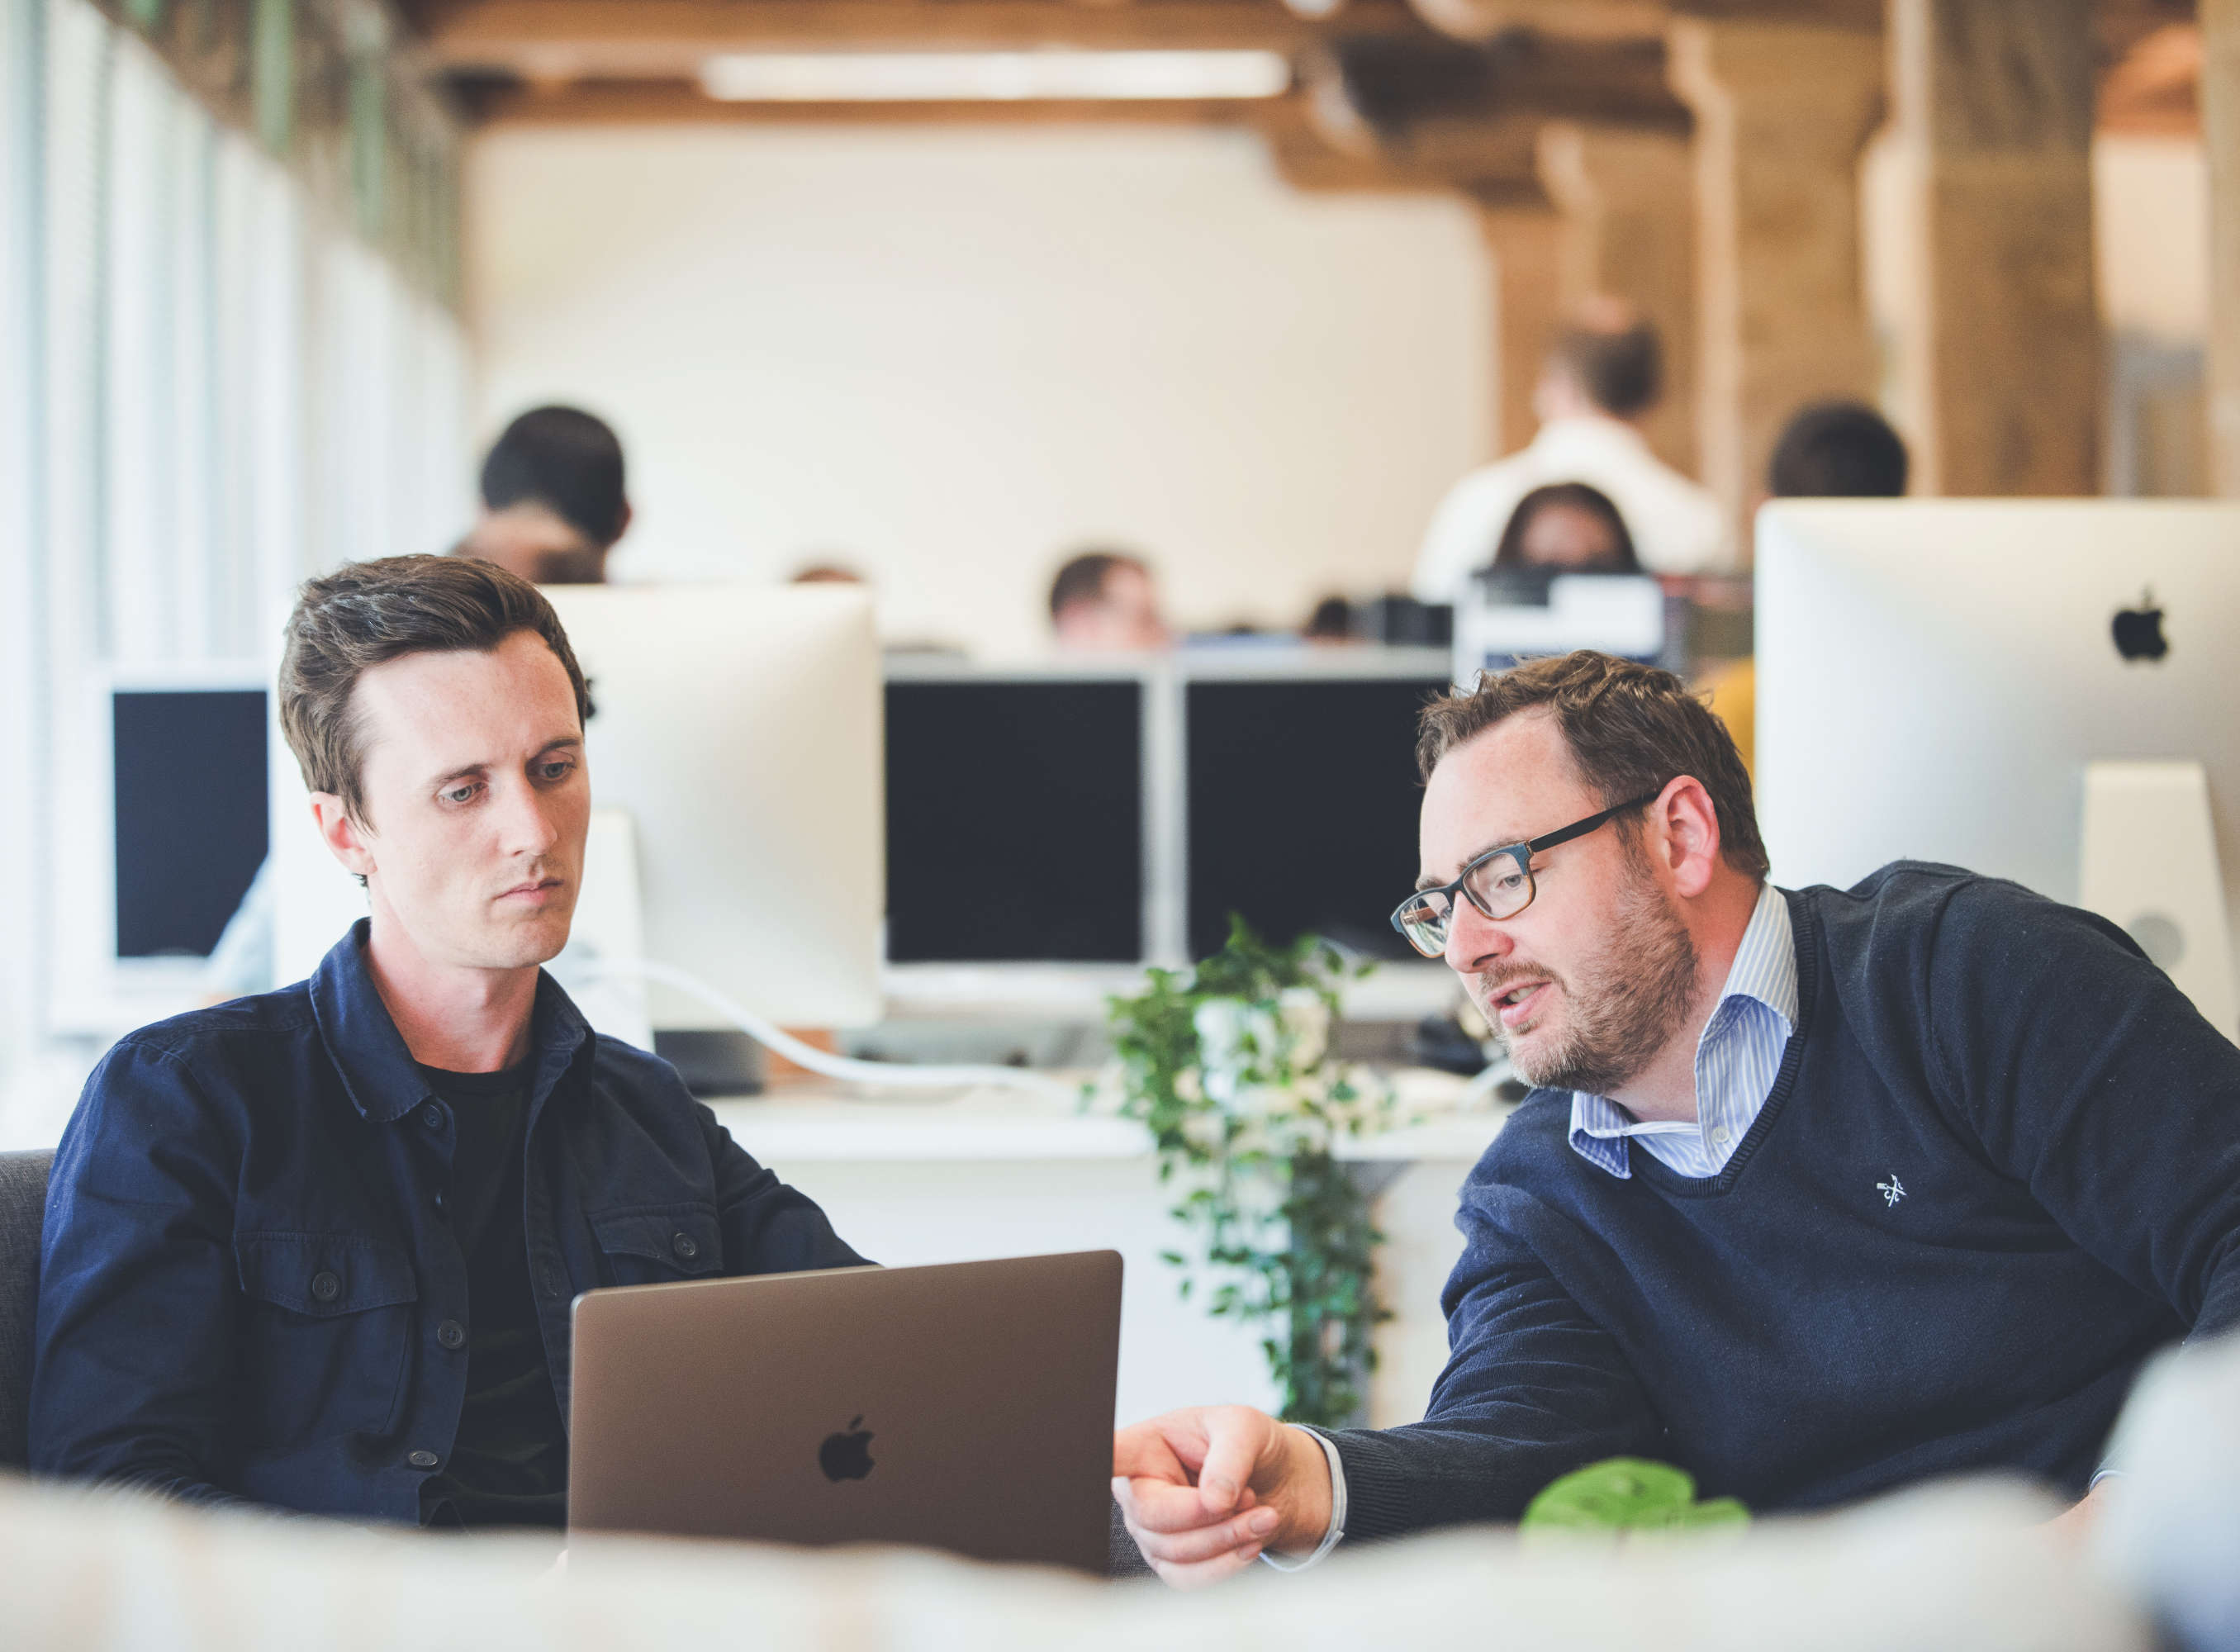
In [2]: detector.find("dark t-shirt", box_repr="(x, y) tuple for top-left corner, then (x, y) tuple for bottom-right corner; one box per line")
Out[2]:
(416, 1061), (569, 1530)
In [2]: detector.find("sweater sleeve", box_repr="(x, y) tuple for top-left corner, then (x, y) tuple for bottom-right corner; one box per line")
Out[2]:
(1322, 1167), (1665, 1541)
(1920, 877), (2240, 1342)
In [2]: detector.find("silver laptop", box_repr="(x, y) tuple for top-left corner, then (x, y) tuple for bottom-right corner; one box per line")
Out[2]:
(567, 1251), (1122, 1573)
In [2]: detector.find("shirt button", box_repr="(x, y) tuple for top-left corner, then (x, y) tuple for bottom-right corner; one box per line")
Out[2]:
(310, 1270), (341, 1303)
(1711, 1127), (1733, 1146)
(406, 1450), (439, 1470)
(431, 1190), (446, 1213)
(539, 1268), (566, 1298)
(672, 1232), (700, 1261)
(420, 1106), (442, 1130)
(437, 1319), (466, 1350)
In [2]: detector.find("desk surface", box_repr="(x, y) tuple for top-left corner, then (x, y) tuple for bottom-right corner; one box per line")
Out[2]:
(709, 1068), (1511, 1163)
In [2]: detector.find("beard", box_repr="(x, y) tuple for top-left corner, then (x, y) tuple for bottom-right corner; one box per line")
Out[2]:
(1479, 848), (1701, 1096)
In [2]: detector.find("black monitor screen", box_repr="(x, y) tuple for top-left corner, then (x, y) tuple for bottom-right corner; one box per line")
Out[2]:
(113, 688), (269, 959)
(1186, 676), (1442, 962)
(885, 680), (1142, 962)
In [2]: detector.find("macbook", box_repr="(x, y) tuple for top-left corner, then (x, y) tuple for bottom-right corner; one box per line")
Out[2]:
(567, 1250), (1122, 1573)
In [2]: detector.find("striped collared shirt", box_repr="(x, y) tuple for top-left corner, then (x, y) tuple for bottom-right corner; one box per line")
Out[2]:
(1568, 882), (1796, 1180)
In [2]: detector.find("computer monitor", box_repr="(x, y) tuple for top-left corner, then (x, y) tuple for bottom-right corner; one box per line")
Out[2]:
(543, 584), (885, 1030)
(1755, 499), (2240, 1033)
(45, 667), (273, 1034)
(1452, 568), (1670, 681)
(884, 663), (1147, 965)
(1182, 649), (1450, 963)
(111, 685), (269, 961)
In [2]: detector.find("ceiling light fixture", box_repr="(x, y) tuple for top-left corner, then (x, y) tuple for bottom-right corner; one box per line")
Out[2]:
(700, 50), (1293, 103)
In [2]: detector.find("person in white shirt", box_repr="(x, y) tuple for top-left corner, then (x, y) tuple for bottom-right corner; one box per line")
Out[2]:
(1412, 303), (1729, 600)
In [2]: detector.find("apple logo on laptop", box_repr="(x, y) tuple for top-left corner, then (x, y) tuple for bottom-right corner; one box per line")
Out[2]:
(819, 1415), (875, 1483)
(2112, 592), (2169, 663)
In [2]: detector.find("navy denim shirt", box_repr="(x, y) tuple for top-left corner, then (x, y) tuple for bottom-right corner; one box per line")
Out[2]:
(31, 923), (866, 1521)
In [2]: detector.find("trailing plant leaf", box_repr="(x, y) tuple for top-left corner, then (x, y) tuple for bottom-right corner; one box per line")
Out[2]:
(1096, 915), (1398, 1428)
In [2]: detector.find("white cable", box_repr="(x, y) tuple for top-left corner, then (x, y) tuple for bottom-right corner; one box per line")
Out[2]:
(576, 957), (1080, 1099)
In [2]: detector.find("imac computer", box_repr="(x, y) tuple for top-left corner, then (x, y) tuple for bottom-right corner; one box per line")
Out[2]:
(539, 584), (884, 1032)
(272, 585), (885, 1051)
(884, 666), (1146, 965)
(1182, 649), (1450, 963)
(1755, 499), (2240, 1036)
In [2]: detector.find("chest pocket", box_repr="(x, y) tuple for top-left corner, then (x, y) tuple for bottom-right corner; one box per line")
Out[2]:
(587, 1206), (725, 1286)
(235, 1232), (418, 1448)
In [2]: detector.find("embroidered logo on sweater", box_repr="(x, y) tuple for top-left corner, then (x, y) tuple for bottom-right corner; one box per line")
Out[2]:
(1877, 1174), (1906, 1208)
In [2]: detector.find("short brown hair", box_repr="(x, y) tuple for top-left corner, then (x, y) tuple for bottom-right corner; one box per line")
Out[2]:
(278, 554), (592, 823)
(1417, 651), (1768, 881)
(1551, 317), (1662, 419)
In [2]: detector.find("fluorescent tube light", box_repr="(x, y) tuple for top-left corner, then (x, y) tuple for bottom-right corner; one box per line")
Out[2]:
(700, 50), (1293, 103)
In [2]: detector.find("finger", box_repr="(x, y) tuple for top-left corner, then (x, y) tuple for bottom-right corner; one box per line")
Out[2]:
(1194, 1408), (1270, 1512)
(1113, 1424), (1191, 1485)
(1130, 1507), (1282, 1568)
(1151, 1545), (1265, 1591)
(1118, 1474), (1241, 1535)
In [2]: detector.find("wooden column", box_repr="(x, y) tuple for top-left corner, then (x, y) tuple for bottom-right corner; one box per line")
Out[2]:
(1890, 0), (2098, 496)
(1537, 121), (1700, 477)
(1478, 204), (1570, 457)
(2200, 0), (2240, 495)
(1668, 18), (1882, 540)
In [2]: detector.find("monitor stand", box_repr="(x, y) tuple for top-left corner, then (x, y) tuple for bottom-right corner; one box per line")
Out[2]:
(2080, 760), (2238, 1039)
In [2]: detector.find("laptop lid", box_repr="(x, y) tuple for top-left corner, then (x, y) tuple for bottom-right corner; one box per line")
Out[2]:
(567, 1251), (1122, 1573)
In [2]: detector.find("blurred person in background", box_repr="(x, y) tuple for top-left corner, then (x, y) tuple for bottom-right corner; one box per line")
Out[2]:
(1413, 300), (1726, 601)
(1302, 596), (1355, 646)
(1050, 549), (1170, 653)
(454, 405), (633, 586)
(1766, 401), (1910, 501)
(1704, 400), (1912, 776)
(1491, 482), (1642, 575)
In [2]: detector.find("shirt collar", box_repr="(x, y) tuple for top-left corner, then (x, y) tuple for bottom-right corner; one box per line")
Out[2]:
(308, 919), (596, 1126)
(1564, 883), (1795, 1170)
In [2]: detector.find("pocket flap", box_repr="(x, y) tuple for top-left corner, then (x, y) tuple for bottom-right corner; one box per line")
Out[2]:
(587, 1206), (724, 1275)
(235, 1232), (420, 1316)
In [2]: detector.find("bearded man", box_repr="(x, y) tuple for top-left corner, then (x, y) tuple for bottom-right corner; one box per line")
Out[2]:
(1113, 650), (2240, 1586)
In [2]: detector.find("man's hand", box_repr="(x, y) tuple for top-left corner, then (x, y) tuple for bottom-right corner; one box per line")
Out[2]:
(2044, 1477), (2117, 1545)
(1112, 1406), (1335, 1588)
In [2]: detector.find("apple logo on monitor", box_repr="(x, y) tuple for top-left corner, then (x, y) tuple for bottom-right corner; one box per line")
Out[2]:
(819, 1415), (875, 1482)
(2112, 592), (2169, 663)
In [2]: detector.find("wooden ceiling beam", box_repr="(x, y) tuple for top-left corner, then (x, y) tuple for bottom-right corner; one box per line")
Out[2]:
(417, 0), (1424, 78)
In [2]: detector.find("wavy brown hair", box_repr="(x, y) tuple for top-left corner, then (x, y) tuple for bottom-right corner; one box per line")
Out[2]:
(1416, 650), (1768, 881)
(278, 554), (591, 825)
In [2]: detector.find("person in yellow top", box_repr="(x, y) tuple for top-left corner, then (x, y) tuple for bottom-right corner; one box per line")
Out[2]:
(1707, 401), (1912, 776)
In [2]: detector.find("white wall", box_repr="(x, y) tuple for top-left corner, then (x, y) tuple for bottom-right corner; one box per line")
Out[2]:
(466, 124), (1492, 659)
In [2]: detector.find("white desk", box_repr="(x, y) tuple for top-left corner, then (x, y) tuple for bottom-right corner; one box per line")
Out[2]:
(708, 1071), (1512, 1430)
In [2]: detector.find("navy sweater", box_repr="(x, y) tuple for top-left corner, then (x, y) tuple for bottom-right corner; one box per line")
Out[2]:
(1331, 863), (2240, 1539)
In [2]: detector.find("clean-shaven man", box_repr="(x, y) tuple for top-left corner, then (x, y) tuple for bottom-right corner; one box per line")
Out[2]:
(1115, 651), (2240, 1584)
(34, 555), (865, 1526)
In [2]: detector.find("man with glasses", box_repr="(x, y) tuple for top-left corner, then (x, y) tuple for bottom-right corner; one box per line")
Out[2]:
(1114, 650), (2240, 1586)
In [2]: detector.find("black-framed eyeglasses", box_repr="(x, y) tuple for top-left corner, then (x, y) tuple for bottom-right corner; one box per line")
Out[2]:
(1388, 791), (1663, 959)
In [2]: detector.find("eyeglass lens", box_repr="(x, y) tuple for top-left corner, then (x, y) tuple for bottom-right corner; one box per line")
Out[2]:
(1395, 851), (1534, 957)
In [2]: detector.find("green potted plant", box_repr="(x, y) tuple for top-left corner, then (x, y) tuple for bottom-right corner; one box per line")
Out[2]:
(1094, 919), (1398, 1428)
